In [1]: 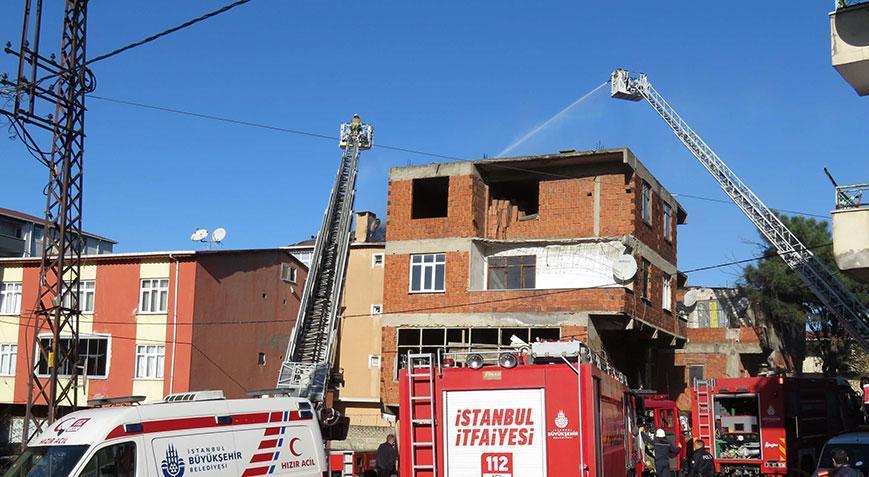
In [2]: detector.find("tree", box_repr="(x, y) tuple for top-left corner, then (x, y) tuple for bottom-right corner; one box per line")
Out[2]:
(739, 215), (869, 377)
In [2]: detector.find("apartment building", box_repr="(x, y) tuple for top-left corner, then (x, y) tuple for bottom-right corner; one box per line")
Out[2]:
(0, 207), (115, 258)
(670, 286), (770, 410)
(0, 248), (306, 447)
(286, 212), (392, 451)
(380, 148), (688, 404)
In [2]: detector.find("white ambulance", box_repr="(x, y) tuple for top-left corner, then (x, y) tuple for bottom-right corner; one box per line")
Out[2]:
(3, 391), (328, 477)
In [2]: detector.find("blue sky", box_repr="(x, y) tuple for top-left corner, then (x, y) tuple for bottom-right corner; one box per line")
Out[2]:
(1, 1), (866, 287)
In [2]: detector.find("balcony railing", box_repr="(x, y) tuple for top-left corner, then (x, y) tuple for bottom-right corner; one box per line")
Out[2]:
(835, 183), (868, 209)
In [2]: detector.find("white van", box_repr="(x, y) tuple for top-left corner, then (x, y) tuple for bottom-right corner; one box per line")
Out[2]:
(2, 391), (328, 477)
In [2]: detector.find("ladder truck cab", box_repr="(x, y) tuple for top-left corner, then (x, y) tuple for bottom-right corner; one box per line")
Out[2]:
(2, 392), (328, 477)
(631, 391), (686, 474)
(399, 339), (643, 477)
(692, 377), (862, 476)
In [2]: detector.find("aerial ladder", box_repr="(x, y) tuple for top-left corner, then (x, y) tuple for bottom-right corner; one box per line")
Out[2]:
(610, 68), (869, 350)
(276, 114), (373, 425)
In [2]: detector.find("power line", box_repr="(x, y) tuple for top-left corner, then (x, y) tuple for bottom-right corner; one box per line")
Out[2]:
(681, 242), (833, 273)
(87, 94), (828, 219)
(0, 317), (249, 392)
(87, 0), (255, 65)
(673, 193), (829, 219)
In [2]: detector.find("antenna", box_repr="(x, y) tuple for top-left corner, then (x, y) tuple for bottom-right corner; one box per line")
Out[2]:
(190, 228), (209, 242)
(212, 228), (227, 243)
(612, 254), (638, 282)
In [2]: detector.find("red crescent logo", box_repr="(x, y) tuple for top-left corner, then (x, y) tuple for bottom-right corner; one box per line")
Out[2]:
(289, 437), (302, 457)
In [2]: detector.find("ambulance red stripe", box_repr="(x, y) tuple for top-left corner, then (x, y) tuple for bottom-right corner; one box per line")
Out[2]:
(105, 410), (307, 439)
(249, 452), (274, 463)
(258, 439), (279, 449)
(241, 466), (270, 476)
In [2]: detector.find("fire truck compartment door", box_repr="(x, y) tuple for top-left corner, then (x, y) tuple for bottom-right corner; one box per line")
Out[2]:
(444, 388), (547, 477)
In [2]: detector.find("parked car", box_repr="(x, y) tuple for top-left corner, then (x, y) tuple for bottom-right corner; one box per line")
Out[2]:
(815, 432), (869, 476)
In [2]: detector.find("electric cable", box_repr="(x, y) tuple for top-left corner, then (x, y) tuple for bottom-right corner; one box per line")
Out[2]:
(86, 0), (255, 65)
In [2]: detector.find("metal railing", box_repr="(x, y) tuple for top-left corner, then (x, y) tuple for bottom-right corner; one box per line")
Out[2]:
(835, 183), (868, 210)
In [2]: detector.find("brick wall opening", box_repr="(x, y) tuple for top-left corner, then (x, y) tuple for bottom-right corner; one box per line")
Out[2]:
(489, 179), (540, 217)
(411, 177), (449, 219)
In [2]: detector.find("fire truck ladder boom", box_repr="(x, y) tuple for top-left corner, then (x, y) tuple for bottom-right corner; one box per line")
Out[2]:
(277, 115), (373, 403)
(611, 69), (869, 350)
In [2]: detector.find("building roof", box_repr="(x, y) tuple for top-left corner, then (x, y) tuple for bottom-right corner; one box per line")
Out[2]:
(388, 147), (687, 223)
(0, 247), (307, 266)
(0, 207), (117, 243)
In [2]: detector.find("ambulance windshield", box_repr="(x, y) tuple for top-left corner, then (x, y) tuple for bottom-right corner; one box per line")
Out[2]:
(2, 445), (88, 477)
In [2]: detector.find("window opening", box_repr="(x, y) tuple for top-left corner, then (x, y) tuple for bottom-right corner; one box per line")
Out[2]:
(411, 176), (449, 219)
(489, 179), (540, 218)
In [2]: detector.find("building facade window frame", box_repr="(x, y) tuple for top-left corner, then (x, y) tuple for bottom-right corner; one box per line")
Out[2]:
(134, 344), (165, 379)
(61, 280), (96, 313)
(0, 282), (22, 315)
(642, 181), (653, 224)
(638, 259), (651, 300)
(663, 202), (672, 240)
(0, 343), (17, 376)
(662, 274), (672, 312)
(486, 255), (536, 290)
(368, 355), (382, 368)
(409, 253), (446, 293)
(370, 304), (383, 316)
(36, 335), (110, 378)
(280, 263), (297, 284)
(372, 253), (384, 267)
(139, 278), (169, 314)
(688, 364), (704, 386)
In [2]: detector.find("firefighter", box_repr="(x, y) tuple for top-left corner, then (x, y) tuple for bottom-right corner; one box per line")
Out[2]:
(686, 439), (714, 477)
(376, 434), (398, 477)
(653, 428), (681, 476)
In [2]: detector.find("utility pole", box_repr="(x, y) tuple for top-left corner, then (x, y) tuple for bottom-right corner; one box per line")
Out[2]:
(1, 0), (91, 444)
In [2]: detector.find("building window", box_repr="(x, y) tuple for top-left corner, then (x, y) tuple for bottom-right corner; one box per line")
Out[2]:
(410, 253), (446, 293)
(663, 202), (672, 240)
(487, 255), (536, 290)
(280, 263), (297, 283)
(135, 345), (165, 379)
(258, 352), (266, 366)
(372, 253), (384, 267)
(412, 177), (449, 219)
(38, 336), (108, 378)
(638, 259), (651, 300)
(139, 278), (169, 313)
(368, 355), (382, 368)
(642, 181), (652, 224)
(371, 304), (383, 316)
(0, 283), (22, 315)
(662, 274), (672, 311)
(688, 365), (704, 386)
(0, 344), (17, 376)
(61, 280), (95, 313)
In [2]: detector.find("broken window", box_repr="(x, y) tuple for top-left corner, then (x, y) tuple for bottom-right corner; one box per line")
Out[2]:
(489, 179), (540, 218)
(663, 202), (673, 240)
(487, 255), (536, 290)
(412, 177), (449, 219)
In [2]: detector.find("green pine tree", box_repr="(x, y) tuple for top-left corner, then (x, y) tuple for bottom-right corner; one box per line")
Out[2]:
(739, 215), (869, 377)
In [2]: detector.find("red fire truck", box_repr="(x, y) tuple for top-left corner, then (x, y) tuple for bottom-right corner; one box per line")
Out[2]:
(692, 376), (862, 476)
(399, 340), (643, 477)
(328, 449), (377, 476)
(635, 392), (687, 474)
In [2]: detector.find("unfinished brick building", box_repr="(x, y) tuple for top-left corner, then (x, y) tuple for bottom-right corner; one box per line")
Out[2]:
(379, 148), (688, 404)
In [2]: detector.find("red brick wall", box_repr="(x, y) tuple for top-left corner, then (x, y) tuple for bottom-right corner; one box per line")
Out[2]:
(633, 175), (677, 264)
(386, 175), (483, 241)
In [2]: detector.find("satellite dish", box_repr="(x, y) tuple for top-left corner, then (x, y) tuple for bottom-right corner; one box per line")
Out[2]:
(683, 289), (699, 308)
(612, 254), (638, 281)
(190, 228), (208, 242)
(211, 227), (227, 243)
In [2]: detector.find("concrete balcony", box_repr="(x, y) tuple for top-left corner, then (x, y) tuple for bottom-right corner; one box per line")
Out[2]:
(831, 2), (869, 95)
(832, 183), (869, 282)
